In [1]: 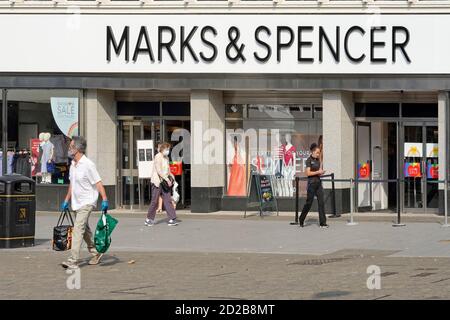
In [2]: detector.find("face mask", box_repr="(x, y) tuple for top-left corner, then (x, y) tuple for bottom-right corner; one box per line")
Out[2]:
(68, 148), (76, 158)
(162, 150), (170, 156)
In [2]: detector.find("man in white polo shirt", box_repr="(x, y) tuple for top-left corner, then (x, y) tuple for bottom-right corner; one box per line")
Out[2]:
(61, 136), (109, 269)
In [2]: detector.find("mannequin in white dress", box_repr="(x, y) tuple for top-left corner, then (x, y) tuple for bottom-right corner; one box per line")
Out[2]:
(41, 132), (55, 184)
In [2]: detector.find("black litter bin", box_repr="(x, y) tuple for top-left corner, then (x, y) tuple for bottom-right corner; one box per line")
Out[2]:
(0, 174), (36, 248)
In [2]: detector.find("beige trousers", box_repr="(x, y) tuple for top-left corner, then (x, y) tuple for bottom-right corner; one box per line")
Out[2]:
(70, 205), (95, 261)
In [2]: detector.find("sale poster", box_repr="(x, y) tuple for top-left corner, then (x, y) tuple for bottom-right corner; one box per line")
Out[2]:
(30, 139), (41, 177)
(426, 143), (438, 158)
(427, 163), (439, 179)
(404, 162), (422, 178)
(358, 162), (371, 179)
(404, 143), (423, 157)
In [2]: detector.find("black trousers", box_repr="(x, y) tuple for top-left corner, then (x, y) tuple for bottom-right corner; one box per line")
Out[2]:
(299, 181), (327, 226)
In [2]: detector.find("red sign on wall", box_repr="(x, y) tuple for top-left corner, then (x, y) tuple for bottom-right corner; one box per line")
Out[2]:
(169, 161), (183, 176)
(404, 162), (422, 178)
(30, 139), (41, 177)
(358, 162), (371, 179)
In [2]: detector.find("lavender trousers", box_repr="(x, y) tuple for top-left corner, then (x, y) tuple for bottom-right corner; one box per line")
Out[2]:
(147, 184), (177, 221)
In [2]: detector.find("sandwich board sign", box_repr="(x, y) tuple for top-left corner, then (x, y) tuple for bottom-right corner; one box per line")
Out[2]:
(244, 172), (279, 218)
(137, 140), (154, 179)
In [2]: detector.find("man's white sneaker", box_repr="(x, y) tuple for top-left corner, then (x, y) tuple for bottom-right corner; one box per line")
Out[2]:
(145, 219), (155, 226)
(61, 258), (79, 269)
(167, 219), (178, 226)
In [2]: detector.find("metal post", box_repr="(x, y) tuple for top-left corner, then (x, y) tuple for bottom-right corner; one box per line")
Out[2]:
(393, 178), (406, 227)
(443, 179), (450, 227)
(347, 178), (358, 226)
(2, 89), (7, 176)
(291, 176), (300, 225)
(329, 173), (340, 218)
(138, 178), (142, 211)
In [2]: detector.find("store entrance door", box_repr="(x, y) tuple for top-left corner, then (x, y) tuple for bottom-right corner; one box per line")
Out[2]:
(401, 123), (439, 213)
(118, 120), (161, 210)
(356, 121), (398, 213)
(118, 119), (191, 210)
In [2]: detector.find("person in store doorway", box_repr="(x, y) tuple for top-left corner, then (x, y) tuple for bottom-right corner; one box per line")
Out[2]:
(145, 142), (178, 227)
(60, 136), (109, 269)
(155, 143), (164, 214)
(299, 143), (329, 229)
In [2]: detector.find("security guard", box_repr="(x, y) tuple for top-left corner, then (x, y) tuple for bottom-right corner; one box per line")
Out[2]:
(299, 143), (329, 228)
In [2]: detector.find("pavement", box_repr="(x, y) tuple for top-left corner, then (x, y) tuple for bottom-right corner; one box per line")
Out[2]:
(24, 211), (450, 257)
(0, 211), (449, 300)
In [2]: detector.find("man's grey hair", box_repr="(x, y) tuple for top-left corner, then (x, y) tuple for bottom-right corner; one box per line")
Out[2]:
(72, 136), (87, 154)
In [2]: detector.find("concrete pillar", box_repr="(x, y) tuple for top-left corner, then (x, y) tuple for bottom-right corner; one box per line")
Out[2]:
(438, 91), (449, 215)
(322, 91), (355, 213)
(84, 89), (117, 209)
(190, 90), (225, 213)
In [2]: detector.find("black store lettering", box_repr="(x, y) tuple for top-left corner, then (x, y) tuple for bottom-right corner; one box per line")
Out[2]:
(298, 26), (314, 62)
(106, 25), (129, 62)
(277, 26), (294, 63)
(200, 26), (218, 62)
(392, 26), (411, 63)
(370, 26), (387, 63)
(344, 26), (366, 63)
(319, 26), (340, 62)
(254, 26), (272, 62)
(133, 26), (154, 62)
(158, 26), (177, 62)
(180, 26), (199, 63)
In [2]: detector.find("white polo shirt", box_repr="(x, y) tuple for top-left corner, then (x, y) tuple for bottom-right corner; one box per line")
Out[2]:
(69, 155), (102, 211)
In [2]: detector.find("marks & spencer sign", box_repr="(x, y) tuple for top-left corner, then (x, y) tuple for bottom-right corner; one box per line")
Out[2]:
(1, 14), (450, 73)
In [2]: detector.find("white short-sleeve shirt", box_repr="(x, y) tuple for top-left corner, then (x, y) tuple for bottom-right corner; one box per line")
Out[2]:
(69, 155), (102, 211)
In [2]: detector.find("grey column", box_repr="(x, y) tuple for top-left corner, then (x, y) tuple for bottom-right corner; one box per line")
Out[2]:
(85, 89), (118, 209)
(438, 91), (449, 215)
(322, 91), (355, 214)
(190, 90), (225, 213)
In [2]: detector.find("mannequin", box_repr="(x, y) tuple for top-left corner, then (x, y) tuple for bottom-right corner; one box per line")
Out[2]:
(282, 133), (296, 197)
(40, 132), (55, 184)
(227, 136), (246, 196)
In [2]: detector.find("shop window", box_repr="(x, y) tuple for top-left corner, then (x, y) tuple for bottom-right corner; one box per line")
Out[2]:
(118, 102), (160, 116)
(355, 103), (400, 118)
(225, 104), (322, 198)
(402, 103), (438, 118)
(247, 104), (314, 119)
(313, 105), (323, 119)
(162, 102), (190, 116)
(226, 104), (244, 119)
(0, 89), (80, 185)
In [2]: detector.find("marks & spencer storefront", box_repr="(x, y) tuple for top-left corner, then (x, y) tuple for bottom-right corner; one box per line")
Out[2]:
(0, 12), (449, 214)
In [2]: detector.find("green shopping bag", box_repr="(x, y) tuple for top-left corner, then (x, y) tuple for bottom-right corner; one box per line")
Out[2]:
(94, 210), (119, 254)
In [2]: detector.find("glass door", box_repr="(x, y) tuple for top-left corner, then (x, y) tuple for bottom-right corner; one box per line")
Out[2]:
(118, 120), (161, 209)
(118, 118), (191, 209)
(356, 122), (372, 211)
(118, 121), (141, 209)
(140, 120), (162, 207)
(163, 119), (191, 208)
(425, 125), (439, 210)
(402, 123), (438, 213)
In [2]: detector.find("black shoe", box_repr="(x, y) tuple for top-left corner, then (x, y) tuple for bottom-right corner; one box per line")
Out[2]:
(329, 215), (341, 218)
(319, 224), (329, 229)
(299, 222), (304, 228)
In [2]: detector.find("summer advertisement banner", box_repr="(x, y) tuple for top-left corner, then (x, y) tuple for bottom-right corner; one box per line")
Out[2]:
(404, 162), (422, 178)
(50, 97), (79, 138)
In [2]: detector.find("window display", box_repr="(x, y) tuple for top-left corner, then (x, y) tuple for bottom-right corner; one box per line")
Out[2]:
(0, 89), (80, 184)
(225, 104), (322, 198)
